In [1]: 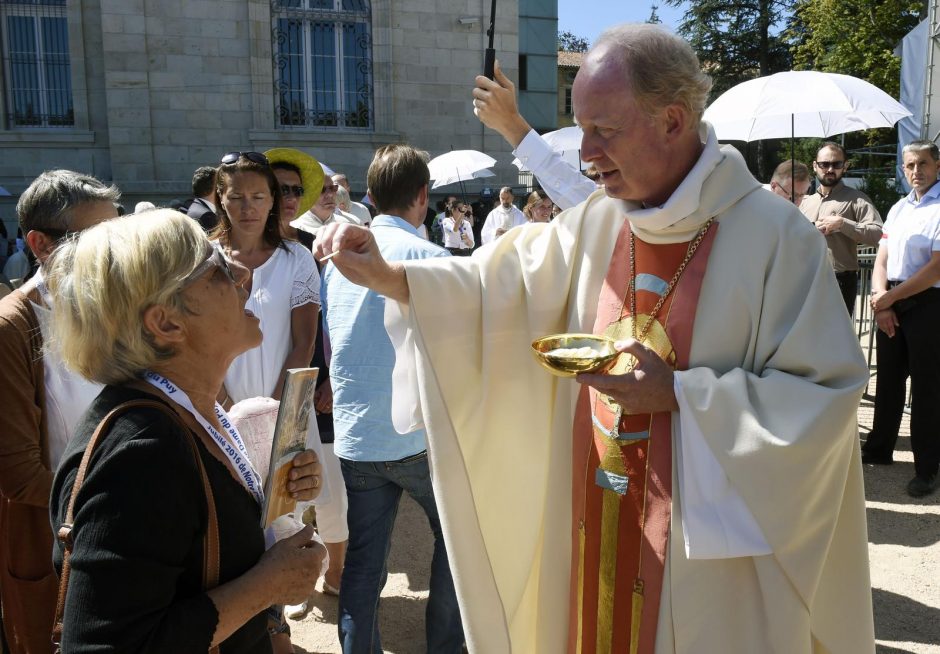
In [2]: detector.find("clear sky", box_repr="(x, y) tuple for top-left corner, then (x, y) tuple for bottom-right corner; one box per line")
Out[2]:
(557, 1), (687, 45)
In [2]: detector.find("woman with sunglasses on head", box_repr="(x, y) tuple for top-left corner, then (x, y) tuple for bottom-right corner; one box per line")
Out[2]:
(211, 152), (321, 407)
(263, 148), (350, 614)
(45, 210), (325, 653)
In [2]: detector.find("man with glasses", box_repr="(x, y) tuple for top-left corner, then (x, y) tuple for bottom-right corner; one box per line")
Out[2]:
(801, 142), (883, 314)
(292, 169), (363, 237)
(764, 159), (811, 206)
(0, 170), (119, 654)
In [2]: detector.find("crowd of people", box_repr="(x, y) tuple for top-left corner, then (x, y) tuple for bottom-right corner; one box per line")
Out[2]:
(0, 20), (937, 654)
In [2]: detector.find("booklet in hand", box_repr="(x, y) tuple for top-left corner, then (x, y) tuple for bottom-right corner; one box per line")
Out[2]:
(260, 367), (320, 529)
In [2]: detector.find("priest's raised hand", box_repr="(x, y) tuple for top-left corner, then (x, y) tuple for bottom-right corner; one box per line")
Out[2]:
(313, 222), (410, 303)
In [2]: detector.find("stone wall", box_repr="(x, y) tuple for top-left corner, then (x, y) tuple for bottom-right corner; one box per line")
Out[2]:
(0, 0), (528, 232)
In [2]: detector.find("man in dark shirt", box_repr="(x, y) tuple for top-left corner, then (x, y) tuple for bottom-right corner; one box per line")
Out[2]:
(185, 166), (219, 232)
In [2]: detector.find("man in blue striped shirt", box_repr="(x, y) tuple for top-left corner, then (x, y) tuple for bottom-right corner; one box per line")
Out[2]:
(320, 144), (463, 653)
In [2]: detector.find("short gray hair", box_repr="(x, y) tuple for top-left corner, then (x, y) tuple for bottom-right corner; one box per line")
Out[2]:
(593, 24), (712, 122)
(335, 185), (351, 211)
(902, 140), (940, 161)
(16, 169), (120, 234)
(44, 209), (208, 385)
(771, 160), (810, 185)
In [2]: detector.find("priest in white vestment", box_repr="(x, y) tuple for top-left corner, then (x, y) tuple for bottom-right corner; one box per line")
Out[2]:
(313, 24), (874, 654)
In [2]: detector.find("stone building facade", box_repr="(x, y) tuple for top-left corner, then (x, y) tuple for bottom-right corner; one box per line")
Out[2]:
(0, 0), (558, 230)
(556, 49), (580, 128)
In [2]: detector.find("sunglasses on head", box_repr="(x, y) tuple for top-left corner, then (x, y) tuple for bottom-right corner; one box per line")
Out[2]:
(220, 151), (269, 166)
(280, 184), (304, 199)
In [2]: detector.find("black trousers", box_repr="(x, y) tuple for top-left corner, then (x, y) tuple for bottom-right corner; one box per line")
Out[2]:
(446, 247), (472, 257)
(863, 287), (940, 478)
(835, 270), (857, 316)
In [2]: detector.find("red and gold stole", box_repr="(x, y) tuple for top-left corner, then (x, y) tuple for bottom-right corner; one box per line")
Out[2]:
(567, 219), (718, 654)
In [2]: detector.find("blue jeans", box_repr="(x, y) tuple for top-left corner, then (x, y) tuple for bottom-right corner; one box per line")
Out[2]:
(338, 452), (464, 654)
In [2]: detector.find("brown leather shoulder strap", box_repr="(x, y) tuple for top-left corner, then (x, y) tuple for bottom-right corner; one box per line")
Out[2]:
(52, 399), (221, 651)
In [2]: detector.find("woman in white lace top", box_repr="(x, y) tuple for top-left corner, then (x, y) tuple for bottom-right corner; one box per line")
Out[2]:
(212, 152), (321, 405)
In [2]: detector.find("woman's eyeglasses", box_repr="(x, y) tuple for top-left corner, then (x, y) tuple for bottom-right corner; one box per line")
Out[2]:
(280, 184), (304, 199)
(220, 151), (269, 166)
(179, 245), (237, 289)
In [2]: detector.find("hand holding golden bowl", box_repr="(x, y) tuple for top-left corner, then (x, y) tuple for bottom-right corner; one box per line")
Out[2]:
(531, 334), (618, 378)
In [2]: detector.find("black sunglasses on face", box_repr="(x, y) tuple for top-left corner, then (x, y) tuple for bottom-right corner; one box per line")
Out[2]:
(814, 160), (845, 170)
(280, 184), (305, 198)
(220, 151), (269, 166)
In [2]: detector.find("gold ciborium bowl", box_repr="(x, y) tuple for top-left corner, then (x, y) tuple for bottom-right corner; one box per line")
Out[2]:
(531, 333), (618, 378)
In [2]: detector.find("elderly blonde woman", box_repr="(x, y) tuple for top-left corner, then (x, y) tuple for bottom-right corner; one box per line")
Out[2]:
(45, 210), (325, 653)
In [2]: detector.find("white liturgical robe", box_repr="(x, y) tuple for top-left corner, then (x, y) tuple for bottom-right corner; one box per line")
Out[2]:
(386, 126), (874, 654)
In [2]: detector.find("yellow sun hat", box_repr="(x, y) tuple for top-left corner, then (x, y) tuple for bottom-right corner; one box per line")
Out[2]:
(263, 147), (325, 217)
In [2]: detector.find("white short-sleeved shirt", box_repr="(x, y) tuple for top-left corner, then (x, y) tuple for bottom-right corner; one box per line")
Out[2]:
(441, 216), (474, 249)
(881, 182), (940, 285)
(32, 301), (103, 468)
(223, 240), (321, 401)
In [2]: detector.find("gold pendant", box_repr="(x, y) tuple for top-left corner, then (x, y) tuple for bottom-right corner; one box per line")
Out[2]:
(600, 314), (676, 413)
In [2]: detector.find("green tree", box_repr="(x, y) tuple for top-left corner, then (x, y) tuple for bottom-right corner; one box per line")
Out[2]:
(647, 3), (662, 24)
(785, 1), (921, 178)
(788, 0), (922, 98)
(858, 170), (904, 219)
(558, 30), (589, 53)
(663, 0), (794, 97)
(665, 0), (796, 178)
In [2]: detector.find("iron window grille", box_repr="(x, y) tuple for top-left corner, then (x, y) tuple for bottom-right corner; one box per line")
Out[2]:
(272, 0), (373, 131)
(0, 0), (72, 129)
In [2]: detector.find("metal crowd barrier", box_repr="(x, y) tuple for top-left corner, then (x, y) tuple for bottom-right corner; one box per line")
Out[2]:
(856, 250), (876, 401)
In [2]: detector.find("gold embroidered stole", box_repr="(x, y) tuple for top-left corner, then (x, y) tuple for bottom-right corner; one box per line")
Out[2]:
(567, 220), (718, 654)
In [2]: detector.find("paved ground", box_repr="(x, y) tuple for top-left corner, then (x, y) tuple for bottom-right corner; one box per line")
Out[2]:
(291, 343), (940, 653)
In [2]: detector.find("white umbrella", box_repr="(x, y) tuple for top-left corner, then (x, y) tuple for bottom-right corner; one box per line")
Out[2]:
(512, 126), (588, 172)
(704, 70), (912, 203)
(704, 70), (912, 142)
(430, 168), (495, 189)
(428, 150), (496, 190)
(543, 125), (583, 151)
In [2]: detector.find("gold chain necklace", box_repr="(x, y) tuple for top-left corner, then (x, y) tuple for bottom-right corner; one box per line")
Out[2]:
(628, 216), (716, 342)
